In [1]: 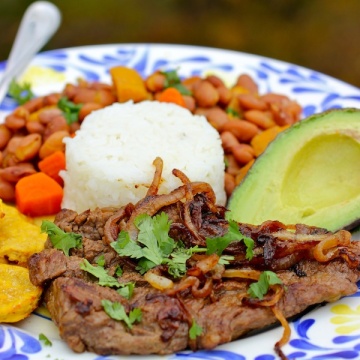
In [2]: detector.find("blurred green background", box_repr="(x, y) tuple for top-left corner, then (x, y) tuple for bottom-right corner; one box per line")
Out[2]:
(1, 0), (360, 88)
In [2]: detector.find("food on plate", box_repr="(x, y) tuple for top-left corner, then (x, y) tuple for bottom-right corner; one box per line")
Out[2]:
(15, 172), (64, 217)
(28, 158), (360, 358)
(61, 101), (226, 212)
(0, 199), (46, 264)
(228, 108), (360, 232)
(0, 263), (42, 323)
(1, 67), (302, 216)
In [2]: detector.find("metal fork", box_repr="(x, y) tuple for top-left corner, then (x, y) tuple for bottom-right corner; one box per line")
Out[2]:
(0, 1), (61, 105)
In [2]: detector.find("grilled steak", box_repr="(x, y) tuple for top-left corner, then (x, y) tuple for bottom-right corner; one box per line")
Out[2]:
(28, 160), (360, 357)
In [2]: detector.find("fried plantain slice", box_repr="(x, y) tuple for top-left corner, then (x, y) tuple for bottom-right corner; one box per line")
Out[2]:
(0, 200), (47, 265)
(0, 264), (42, 322)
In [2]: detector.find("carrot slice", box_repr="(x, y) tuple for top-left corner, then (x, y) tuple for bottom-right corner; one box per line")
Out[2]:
(15, 172), (63, 217)
(158, 87), (186, 107)
(38, 150), (66, 185)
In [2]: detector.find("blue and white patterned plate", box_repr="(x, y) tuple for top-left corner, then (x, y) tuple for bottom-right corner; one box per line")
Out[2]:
(1, 44), (360, 360)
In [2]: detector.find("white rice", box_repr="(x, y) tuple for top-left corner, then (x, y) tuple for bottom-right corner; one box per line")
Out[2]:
(61, 101), (226, 213)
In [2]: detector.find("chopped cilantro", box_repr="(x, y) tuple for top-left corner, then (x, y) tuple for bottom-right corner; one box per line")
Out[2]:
(8, 79), (34, 104)
(96, 254), (105, 267)
(115, 265), (123, 277)
(189, 319), (203, 340)
(226, 107), (240, 117)
(248, 271), (283, 300)
(111, 213), (205, 278)
(41, 221), (82, 256)
(101, 299), (142, 328)
(39, 333), (52, 346)
(57, 97), (83, 125)
(80, 259), (122, 287)
(117, 282), (135, 299)
(162, 69), (192, 95)
(206, 220), (254, 259)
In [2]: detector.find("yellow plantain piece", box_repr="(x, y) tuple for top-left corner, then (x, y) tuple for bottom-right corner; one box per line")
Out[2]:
(0, 200), (47, 265)
(0, 264), (42, 322)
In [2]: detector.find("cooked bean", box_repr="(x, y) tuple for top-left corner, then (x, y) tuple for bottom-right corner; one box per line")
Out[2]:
(73, 88), (116, 106)
(89, 82), (114, 92)
(145, 72), (166, 92)
(225, 154), (241, 176)
(0, 163), (36, 183)
(224, 172), (236, 198)
(22, 97), (45, 113)
(193, 80), (219, 108)
(206, 75), (225, 88)
(181, 76), (201, 92)
(43, 93), (61, 106)
(79, 102), (103, 121)
(43, 115), (69, 140)
(5, 115), (26, 131)
(0, 125), (12, 150)
(237, 93), (267, 111)
(217, 86), (232, 106)
(0, 178), (15, 201)
(236, 74), (258, 94)
(222, 119), (259, 142)
(63, 84), (77, 100)
(244, 110), (276, 129)
(220, 131), (240, 153)
(14, 134), (42, 162)
(39, 130), (69, 159)
(69, 122), (81, 133)
(38, 108), (63, 125)
(183, 95), (196, 113)
(232, 143), (255, 165)
(5, 136), (24, 154)
(195, 107), (229, 131)
(26, 121), (45, 134)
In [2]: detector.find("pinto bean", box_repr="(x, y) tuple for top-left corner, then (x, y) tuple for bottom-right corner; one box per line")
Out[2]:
(73, 88), (116, 106)
(236, 74), (258, 94)
(217, 86), (232, 106)
(237, 93), (267, 111)
(26, 121), (45, 134)
(232, 143), (255, 165)
(14, 134), (42, 162)
(220, 131), (240, 153)
(43, 93), (61, 106)
(195, 107), (229, 131)
(5, 115), (26, 131)
(182, 76), (201, 92)
(192, 80), (219, 108)
(244, 110), (276, 129)
(43, 115), (69, 140)
(0, 163), (36, 183)
(39, 130), (69, 159)
(206, 75), (225, 88)
(145, 72), (166, 92)
(224, 172), (236, 198)
(78, 102), (103, 121)
(225, 154), (241, 176)
(0, 178), (15, 201)
(221, 120), (259, 142)
(0, 125), (12, 150)
(38, 108), (63, 125)
(22, 97), (45, 113)
(182, 95), (196, 113)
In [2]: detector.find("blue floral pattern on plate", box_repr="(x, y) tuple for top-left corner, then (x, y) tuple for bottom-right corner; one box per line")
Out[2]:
(0, 44), (360, 360)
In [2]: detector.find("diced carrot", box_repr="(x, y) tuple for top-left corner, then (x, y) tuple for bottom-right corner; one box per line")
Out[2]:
(15, 172), (63, 217)
(110, 66), (149, 103)
(38, 150), (66, 185)
(158, 87), (186, 107)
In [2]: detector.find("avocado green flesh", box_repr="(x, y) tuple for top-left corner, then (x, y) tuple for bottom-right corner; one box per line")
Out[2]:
(227, 108), (360, 232)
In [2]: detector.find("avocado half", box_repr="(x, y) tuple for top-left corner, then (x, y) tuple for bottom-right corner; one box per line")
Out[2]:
(227, 108), (360, 232)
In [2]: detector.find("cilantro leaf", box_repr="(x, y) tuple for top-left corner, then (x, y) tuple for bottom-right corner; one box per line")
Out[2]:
(41, 221), (82, 256)
(117, 282), (135, 299)
(38, 333), (52, 346)
(57, 97), (83, 125)
(161, 69), (192, 95)
(206, 220), (254, 259)
(101, 299), (142, 328)
(96, 254), (105, 267)
(8, 79), (34, 104)
(189, 319), (203, 340)
(80, 259), (122, 287)
(248, 271), (283, 300)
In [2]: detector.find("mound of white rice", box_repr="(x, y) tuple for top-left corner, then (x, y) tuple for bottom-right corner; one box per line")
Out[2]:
(61, 101), (226, 212)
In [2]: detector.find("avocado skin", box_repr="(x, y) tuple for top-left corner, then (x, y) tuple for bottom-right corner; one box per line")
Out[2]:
(227, 108), (360, 232)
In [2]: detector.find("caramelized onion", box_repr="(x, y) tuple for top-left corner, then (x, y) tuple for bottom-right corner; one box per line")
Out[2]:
(272, 305), (291, 360)
(103, 205), (133, 244)
(222, 268), (261, 281)
(144, 271), (174, 290)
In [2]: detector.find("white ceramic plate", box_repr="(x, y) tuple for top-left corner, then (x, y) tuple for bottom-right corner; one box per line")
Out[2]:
(1, 44), (360, 360)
